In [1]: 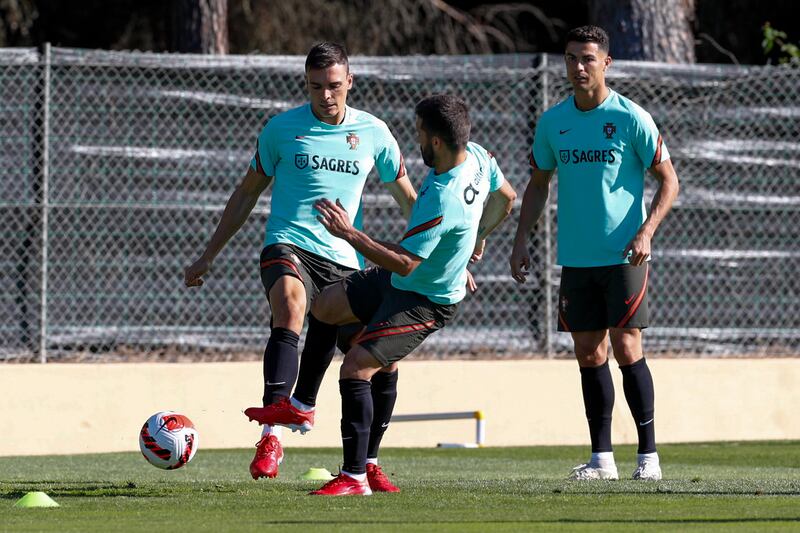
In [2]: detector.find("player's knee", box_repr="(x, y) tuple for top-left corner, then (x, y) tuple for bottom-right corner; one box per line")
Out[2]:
(613, 348), (642, 366)
(576, 352), (608, 368)
(572, 332), (607, 362)
(340, 346), (380, 380)
(275, 298), (304, 319)
(270, 294), (306, 330)
(610, 328), (642, 364)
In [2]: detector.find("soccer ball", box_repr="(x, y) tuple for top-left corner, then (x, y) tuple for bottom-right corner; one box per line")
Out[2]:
(139, 411), (198, 470)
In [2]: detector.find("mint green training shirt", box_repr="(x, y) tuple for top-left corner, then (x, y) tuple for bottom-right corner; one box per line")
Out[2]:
(251, 104), (405, 269)
(393, 142), (505, 305)
(531, 90), (670, 267)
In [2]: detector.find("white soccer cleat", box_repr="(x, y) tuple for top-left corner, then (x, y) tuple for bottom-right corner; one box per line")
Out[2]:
(568, 463), (619, 480)
(632, 461), (662, 481)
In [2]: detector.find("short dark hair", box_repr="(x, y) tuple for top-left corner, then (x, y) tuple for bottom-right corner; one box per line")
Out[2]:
(415, 94), (471, 150)
(565, 25), (610, 53)
(305, 42), (349, 71)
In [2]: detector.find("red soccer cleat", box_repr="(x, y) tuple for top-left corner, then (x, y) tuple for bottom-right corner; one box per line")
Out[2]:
(249, 434), (283, 479)
(310, 473), (372, 496)
(245, 398), (314, 434)
(367, 463), (400, 493)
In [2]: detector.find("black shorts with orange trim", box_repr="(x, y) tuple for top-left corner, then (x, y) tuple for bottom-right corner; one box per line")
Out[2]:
(343, 267), (457, 366)
(557, 263), (649, 332)
(260, 243), (355, 311)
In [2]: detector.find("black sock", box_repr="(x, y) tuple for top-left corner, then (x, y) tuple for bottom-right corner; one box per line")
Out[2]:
(367, 370), (398, 459)
(580, 360), (615, 453)
(293, 315), (338, 407)
(262, 327), (300, 406)
(620, 357), (656, 454)
(340, 378), (372, 475)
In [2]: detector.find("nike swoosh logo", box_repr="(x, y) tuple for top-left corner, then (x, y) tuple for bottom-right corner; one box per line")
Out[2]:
(559, 129), (571, 135)
(639, 418), (654, 426)
(266, 381), (286, 386)
(381, 423), (390, 428)
(625, 294), (637, 305)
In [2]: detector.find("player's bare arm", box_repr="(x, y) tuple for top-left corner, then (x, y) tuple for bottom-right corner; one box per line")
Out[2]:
(315, 198), (422, 276)
(385, 176), (417, 220)
(623, 158), (680, 266)
(184, 166), (273, 287)
(472, 180), (517, 263)
(510, 168), (554, 283)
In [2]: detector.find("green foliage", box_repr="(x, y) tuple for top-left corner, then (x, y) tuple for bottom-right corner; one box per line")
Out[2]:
(762, 23), (800, 63)
(1, 442), (799, 531)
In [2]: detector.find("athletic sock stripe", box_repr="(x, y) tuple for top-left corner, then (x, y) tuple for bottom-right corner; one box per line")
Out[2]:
(357, 320), (436, 343)
(402, 216), (443, 240)
(650, 135), (663, 168)
(617, 265), (649, 328)
(260, 257), (301, 278)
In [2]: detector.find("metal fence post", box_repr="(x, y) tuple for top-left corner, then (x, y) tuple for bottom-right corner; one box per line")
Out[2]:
(540, 54), (553, 359)
(39, 42), (51, 364)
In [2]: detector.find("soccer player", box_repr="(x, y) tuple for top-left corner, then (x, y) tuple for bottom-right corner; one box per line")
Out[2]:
(300, 94), (515, 496)
(510, 25), (679, 481)
(184, 42), (416, 480)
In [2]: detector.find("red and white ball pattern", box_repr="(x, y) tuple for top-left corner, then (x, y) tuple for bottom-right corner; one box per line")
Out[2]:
(139, 411), (198, 470)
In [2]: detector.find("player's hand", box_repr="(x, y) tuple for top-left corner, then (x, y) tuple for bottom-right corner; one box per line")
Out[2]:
(315, 198), (353, 240)
(470, 239), (486, 264)
(623, 228), (652, 266)
(465, 269), (478, 294)
(184, 256), (212, 288)
(509, 240), (530, 283)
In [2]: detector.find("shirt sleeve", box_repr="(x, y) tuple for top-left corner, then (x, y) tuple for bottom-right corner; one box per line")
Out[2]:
(630, 109), (670, 168)
(488, 151), (506, 192)
(530, 114), (556, 170)
(373, 121), (407, 183)
(399, 186), (453, 259)
(249, 119), (279, 176)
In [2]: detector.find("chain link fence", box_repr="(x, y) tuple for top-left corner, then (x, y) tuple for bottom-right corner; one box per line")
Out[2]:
(1, 47), (798, 362)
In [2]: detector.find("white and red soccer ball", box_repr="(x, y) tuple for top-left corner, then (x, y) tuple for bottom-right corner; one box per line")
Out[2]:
(139, 411), (198, 469)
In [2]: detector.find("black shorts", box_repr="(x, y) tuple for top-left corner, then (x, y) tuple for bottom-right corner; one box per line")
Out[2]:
(557, 263), (649, 332)
(260, 243), (355, 311)
(343, 267), (458, 366)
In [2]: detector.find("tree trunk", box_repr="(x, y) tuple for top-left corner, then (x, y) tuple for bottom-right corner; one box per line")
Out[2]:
(171, 0), (228, 54)
(590, 0), (695, 63)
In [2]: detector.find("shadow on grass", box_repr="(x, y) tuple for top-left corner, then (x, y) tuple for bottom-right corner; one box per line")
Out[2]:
(0, 480), (211, 499)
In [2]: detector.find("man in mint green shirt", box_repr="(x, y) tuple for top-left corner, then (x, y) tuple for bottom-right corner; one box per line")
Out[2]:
(271, 94), (516, 495)
(184, 42), (416, 481)
(511, 26), (679, 482)
(251, 93), (408, 269)
(391, 141), (505, 305)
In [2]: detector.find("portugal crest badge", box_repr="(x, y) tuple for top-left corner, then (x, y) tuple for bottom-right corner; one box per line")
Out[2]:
(603, 122), (616, 139)
(346, 132), (360, 150)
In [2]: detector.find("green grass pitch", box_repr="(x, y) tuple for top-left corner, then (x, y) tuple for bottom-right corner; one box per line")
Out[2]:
(2, 442), (799, 531)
